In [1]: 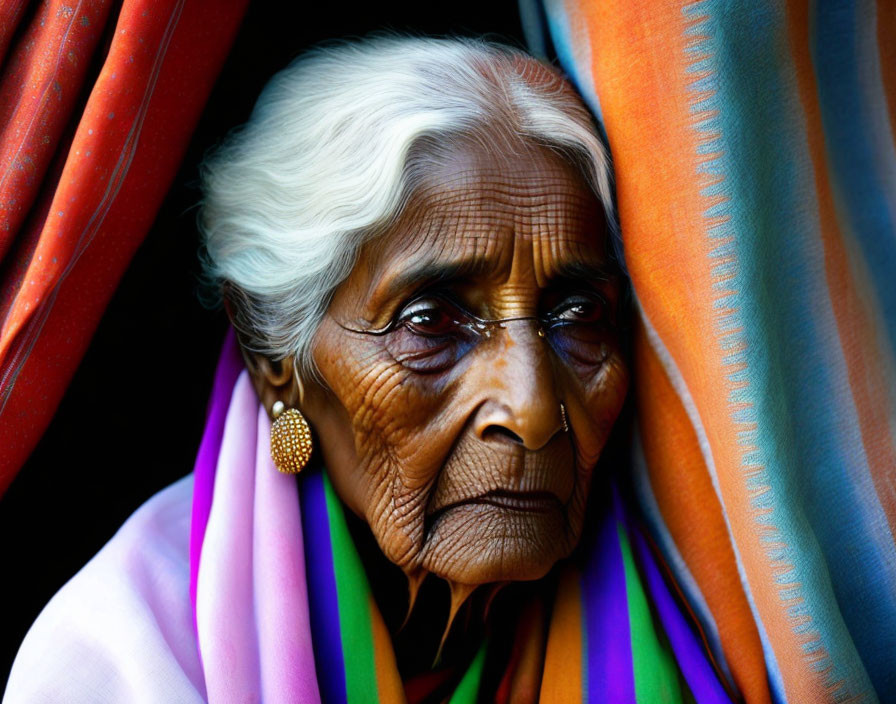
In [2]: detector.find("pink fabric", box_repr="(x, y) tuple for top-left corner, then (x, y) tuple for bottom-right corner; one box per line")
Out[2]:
(5, 476), (207, 702)
(194, 371), (320, 703)
(7, 369), (321, 702)
(189, 327), (243, 630)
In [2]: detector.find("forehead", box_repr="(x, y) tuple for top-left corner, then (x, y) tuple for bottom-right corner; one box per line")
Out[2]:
(341, 139), (609, 311)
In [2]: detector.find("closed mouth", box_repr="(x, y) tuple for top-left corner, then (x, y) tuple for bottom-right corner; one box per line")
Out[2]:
(441, 489), (562, 515)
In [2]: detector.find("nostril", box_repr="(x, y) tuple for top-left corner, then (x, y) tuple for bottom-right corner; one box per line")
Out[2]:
(482, 425), (524, 445)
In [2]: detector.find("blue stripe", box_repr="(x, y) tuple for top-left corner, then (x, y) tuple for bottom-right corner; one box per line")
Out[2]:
(810, 3), (896, 694)
(300, 470), (348, 704)
(685, 0), (883, 699)
(517, 0), (552, 60)
(813, 0), (896, 355)
(541, 0), (606, 131)
(580, 488), (637, 703)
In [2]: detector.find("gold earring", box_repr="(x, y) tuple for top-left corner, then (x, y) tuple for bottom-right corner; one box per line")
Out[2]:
(270, 400), (313, 474)
(560, 403), (570, 433)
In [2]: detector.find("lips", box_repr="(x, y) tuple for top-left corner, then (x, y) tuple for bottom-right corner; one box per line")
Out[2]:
(425, 430), (577, 523)
(437, 489), (563, 515)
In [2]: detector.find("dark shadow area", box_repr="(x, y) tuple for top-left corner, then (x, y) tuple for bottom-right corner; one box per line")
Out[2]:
(0, 2), (525, 687)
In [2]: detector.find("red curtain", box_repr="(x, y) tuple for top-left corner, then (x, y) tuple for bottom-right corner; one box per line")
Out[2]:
(0, 0), (248, 495)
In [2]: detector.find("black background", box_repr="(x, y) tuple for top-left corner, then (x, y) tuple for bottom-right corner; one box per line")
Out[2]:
(0, 1), (527, 688)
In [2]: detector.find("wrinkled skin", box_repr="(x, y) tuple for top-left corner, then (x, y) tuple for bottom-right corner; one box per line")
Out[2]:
(250, 138), (629, 599)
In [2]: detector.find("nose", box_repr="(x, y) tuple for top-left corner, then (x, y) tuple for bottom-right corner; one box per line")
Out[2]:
(473, 320), (564, 451)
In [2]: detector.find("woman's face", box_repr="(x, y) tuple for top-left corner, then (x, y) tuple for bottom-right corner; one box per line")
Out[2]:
(300, 138), (629, 586)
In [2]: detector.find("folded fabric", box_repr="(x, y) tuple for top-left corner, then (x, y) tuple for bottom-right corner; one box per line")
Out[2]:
(0, 0), (248, 494)
(6, 329), (731, 702)
(520, 2), (896, 702)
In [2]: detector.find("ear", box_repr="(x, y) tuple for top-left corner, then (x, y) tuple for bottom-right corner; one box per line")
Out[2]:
(245, 352), (301, 418)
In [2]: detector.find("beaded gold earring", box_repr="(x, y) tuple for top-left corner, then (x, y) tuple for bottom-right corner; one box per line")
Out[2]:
(269, 400), (313, 474)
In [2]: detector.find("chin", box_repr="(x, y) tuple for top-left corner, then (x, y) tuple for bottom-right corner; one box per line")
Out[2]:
(419, 501), (577, 585)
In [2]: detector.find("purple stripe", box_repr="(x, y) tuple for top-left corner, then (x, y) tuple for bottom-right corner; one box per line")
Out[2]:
(188, 327), (243, 631)
(300, 470), (348, 704)
(625, 513), (733, 703)
(582, 492), (636, 703)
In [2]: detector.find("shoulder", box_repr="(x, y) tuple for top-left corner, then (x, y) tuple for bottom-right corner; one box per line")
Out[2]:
(4, 476), (207, 704)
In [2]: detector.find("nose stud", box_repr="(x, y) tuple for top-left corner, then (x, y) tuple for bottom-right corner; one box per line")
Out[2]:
(560, 402), (570, 433)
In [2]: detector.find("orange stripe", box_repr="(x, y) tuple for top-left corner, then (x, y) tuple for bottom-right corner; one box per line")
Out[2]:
(540, 568), (583, 703)
(576, 1), (834, 699)
(635, 320), (771, 704)
(369, 593), (406, 704)
(787, 0), (896, 543)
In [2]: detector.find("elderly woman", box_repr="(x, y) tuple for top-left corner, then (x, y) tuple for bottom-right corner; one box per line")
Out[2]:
(5, 36), (730, 703)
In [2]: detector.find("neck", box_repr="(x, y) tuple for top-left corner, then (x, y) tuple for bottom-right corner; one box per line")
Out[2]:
(345, 511), (499, 677)
(344, 511), (556, 704)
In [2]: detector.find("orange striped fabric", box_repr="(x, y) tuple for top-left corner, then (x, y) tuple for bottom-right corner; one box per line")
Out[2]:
(522, 0), (896, 700)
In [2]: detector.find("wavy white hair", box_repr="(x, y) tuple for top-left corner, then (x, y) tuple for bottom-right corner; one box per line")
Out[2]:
(199, 35), (615, 380)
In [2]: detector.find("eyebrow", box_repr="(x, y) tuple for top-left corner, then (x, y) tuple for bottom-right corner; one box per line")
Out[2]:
(374, 255), (618, 306)
(376, 257), (492, 303)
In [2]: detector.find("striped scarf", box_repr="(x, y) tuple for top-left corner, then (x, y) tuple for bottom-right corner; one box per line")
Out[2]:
(187, 329), (731, 703)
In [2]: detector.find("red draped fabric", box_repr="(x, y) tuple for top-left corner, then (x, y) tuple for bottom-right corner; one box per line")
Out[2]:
(0, 0), (248, 496)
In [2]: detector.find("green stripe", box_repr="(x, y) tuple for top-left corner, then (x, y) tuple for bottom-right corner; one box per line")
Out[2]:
(617, 522), (683, 704)
(324, 473), (380, 704)
(448, 639), (487, 704)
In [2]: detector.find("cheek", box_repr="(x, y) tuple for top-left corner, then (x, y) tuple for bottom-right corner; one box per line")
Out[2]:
(569, 349), (630, 469)
(340, 362), (456, 483)
(317, 335), (473, 566)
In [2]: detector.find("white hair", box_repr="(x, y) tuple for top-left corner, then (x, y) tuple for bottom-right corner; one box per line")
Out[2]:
(199, 35), (616, 380)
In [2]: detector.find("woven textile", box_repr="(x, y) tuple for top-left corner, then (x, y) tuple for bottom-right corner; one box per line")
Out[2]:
(0, 0), (248, 494)
(520, 1), (896, 702)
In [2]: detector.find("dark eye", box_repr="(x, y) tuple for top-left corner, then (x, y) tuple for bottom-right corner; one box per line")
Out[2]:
(386, 296), (478, 373)
(397, 297), (463, 336)
(547, 294), (605, 324)
(544, 294), (611, 368)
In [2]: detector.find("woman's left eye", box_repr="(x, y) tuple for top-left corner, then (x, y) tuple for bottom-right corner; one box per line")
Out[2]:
(543, 294), (612, 368)
(548, 295), (605, 323)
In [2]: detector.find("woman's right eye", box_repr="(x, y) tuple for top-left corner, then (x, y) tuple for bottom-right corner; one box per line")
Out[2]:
(396, 297), (465, 336)
(386, 296), (477, 373)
